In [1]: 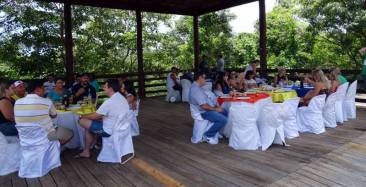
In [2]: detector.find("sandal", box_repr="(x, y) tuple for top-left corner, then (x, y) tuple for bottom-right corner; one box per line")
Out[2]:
(74, 153), (92, 159)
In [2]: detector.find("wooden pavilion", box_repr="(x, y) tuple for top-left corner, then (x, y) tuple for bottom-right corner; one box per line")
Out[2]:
(40, 0), (268, 98)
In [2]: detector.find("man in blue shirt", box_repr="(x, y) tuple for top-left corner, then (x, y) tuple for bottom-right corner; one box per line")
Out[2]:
(189, 71), (227, 144)
(71, 73), (96, 104)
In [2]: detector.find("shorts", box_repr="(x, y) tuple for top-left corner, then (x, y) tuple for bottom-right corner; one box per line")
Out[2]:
(0, 122), (18, 136)
(48, 127), (74, 141)
(90, 120), (111, 137)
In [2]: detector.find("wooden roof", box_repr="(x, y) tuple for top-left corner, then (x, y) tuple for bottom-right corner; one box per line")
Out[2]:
(40, 0), (258, 15)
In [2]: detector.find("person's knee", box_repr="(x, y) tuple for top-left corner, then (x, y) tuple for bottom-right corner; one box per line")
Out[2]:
(79, 118), (91, 129)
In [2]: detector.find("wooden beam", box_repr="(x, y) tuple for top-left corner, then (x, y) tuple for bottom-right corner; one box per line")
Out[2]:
(259, 0), (267, 78)
(193, 15), (200, 69)
(136, 10), (145, 98)
(64, 3), (74, 84)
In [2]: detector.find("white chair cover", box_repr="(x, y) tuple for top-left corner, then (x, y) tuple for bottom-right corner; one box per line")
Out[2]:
(16, 123), (61, 178)
(165, 73), (181, 102)
(130, 99), (140, 136)
(343, 80), (357, 120)
(0, 133), (21, 176)
(323, 93), (337, 128)
(258, 103), (287, 151)
(98, 111), (134, 163)
(297, 94), (326, 134)
(228, 102), (261, 150)
(189, 104), (214, 144)
(282, 97), (300, 139)
(181, 79), (192, 102)
(335, 82), (349, 123)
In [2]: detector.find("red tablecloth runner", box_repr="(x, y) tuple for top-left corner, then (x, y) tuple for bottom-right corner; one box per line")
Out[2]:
(217, 93), (270, 106)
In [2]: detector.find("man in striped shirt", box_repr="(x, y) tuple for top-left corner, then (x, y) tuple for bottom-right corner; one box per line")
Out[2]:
(14, 80), (73, 144)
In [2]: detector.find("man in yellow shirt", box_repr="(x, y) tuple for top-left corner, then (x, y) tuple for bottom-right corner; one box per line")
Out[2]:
(11, 80), (26, 101)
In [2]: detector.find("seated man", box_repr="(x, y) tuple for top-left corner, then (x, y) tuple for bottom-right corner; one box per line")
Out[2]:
(71, 73), (96, 103)
(76, 79), (129, 158)
(14, 80), (73, 144)
(189, 71), (227, 144)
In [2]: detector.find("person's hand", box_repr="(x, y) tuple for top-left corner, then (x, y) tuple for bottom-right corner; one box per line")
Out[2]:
(76, 87), (86, 96)
(215, 106), (223, 113)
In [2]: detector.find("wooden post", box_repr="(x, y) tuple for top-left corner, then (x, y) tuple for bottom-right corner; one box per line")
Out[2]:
(136, 10), (145, 98)
(193, 15), (200, 70)
(259, 0), (267, 78)
(64, 3), (74, 84)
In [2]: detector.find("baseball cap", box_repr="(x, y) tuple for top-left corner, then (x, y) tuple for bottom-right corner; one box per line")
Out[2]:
(13, 80), (24, 87)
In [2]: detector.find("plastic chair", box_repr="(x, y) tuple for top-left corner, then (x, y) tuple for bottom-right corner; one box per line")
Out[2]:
(297, 94), (326, 134)
(97, 111), (134, 164)
(130, 99), (140, 136)
(0, 133), (21, 176)
(258, 103), (287, 151)
(343, 80), (357, 120)
(181, 79), (192, 102)
(281, 97), (300, 139)
(323, 93), (337, 128)
(228, 102), (261, 150)
(335, 82), (349, 123)
(189, 104), (214, 144)
(16, 123), (61, 178)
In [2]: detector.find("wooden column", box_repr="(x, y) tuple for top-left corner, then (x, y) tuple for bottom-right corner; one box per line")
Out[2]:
(136, 10), (145, 98)
(259, 0), (267, 78)
(193, 15), (200, 69)
(64, 3), (74, 84)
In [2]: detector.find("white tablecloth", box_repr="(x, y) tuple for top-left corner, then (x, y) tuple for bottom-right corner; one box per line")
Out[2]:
(222, 97), (272, 137)
(53, 112), (85, 149)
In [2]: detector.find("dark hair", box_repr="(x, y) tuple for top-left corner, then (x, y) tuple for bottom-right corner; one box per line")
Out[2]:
(171, 67), (177, 71)
(75, 73), (81, 78)
(27, 80), (43, 93)
(194, 71), (206, 81)
(88, 73), (96, 80)
(106, 79), (121, 93)
(218, 54), (223, 58)
(54, 77), (65, 83)
(81, 73), (89, 78)
(245, 70), (255, 80)
(47, 74), (54, 77)
(250, 60), (259, 64)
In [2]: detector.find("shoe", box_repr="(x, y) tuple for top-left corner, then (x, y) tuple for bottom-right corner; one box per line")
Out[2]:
(204, 136), (219, 145)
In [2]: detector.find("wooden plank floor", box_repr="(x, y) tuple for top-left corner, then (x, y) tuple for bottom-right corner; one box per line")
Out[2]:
(1, 97), (366, 187)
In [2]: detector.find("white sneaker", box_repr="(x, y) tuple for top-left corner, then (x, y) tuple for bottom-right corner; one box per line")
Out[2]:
(204, 136), (219, 145)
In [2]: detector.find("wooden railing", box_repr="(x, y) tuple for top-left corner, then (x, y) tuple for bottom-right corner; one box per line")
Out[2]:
(95, 69), (363, 98)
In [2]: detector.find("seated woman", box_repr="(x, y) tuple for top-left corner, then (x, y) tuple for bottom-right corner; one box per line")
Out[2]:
(0, 80), (18, 136)
(47, 78), (70, 103)
(274, 68), (288, 87)
(244, 70), (258, 90)
(120, 82), (138, 110)
(301, 69), (330, 106)
(328, 68), (341, 93)
(213, 73), (230, 96)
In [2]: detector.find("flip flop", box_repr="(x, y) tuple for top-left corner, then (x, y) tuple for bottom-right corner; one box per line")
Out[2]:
(74, 154), (91, 159)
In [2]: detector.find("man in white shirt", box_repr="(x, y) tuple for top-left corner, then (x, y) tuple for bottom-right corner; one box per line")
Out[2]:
(14, 80), (73, 144)
(76, 79), (129, 158)
(216, 54), (225, 73)
(43, 74), (55, 94)
(244, 60), (259, 77)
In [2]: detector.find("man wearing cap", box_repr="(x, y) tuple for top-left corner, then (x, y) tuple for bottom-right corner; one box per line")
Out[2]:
(11, 81), (26, 101)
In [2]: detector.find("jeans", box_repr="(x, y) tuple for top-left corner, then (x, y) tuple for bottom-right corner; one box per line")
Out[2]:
(201, 110), (228, 137)
(0, 121), (18, 136)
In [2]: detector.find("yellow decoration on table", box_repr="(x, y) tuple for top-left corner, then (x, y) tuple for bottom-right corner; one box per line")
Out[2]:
(266, 90), (298, 103)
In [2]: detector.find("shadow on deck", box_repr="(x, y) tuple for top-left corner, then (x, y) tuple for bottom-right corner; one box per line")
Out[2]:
(1, 97), (366, 187)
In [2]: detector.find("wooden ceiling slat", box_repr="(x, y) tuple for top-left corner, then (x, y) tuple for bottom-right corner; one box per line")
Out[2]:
(40, 0), (257, 15)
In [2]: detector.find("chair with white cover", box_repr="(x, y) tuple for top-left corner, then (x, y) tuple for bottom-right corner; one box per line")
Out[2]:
(16, 123), (61, 178)
(189, 104), (214, 144)
(335, 82), (349, 123)
(323, 93), (337, 128)
(281, 97), (300, 139)
(258, 103), (287, 151)
(0, 132), (20, 176)
(97, 111), (134, 164)
(181, 79), (192, 102)
(343, 80), (357, 120)
(228, 102), (261, 150)
(297, 94), (326, 134)
(130, 99), (140, 136)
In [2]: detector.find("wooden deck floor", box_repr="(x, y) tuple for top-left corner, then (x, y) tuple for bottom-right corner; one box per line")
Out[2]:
(1, 97), (366, 187)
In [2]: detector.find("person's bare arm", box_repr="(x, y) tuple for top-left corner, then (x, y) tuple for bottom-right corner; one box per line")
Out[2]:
(303, 83), (322, 101)
(200, 104), (223, 112)
(0, 100), (14, 121)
